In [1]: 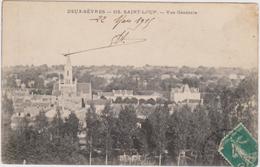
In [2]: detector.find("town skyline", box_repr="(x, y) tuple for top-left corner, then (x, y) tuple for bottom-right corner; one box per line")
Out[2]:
(2, 47), (258, 166)
(3, 50), (258, 69)
(2, 58), (258, 70)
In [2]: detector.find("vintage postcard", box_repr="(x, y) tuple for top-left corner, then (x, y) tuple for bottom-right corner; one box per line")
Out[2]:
(1, 1), (258, 166)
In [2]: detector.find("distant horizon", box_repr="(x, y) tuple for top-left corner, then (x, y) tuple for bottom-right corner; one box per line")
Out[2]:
(3, 63), (257, 70)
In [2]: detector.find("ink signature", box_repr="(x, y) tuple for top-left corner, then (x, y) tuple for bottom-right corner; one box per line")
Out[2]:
(63, 30), (146, 57)
(110, 30), (146, 46)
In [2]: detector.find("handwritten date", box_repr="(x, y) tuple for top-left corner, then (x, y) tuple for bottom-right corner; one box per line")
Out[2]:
(113, 15), (155, 30)
(89, 15), (155, 30)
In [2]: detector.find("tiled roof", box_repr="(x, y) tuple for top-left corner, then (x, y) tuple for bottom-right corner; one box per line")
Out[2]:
(172, 84), (199, 93)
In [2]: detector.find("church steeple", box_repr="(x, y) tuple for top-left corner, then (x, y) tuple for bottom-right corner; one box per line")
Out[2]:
(64, 56), (73, 84)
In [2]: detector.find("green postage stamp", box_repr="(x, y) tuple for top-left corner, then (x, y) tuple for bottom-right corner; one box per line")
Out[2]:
(218, 123), (258, 167)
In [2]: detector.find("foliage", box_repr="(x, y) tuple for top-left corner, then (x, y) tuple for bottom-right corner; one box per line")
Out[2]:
(115, 105), (138, 153)
(2, 71), (257, 165)
(182, 77), (200, 88)
(148, 104), (169, 156)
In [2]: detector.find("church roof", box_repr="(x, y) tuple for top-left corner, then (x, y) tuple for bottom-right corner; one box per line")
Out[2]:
(77, 83), (91, 94)
(172, 84), (199, 93)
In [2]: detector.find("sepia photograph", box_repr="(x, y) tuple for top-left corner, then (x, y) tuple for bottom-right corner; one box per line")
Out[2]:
(1, 1), (258, 166)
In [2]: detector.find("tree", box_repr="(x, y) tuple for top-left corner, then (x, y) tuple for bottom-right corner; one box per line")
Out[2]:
(105, 76), (137, 91)
(189, 106), (210, 165)
(100, 95), (107, 100)
(5, 116), (38, 164)
(146, 98), (156, 105)
(216, 77), (232, 88)
(91, 76), (107, 90)
(182, 77), (200, 88)
(45, 109), (80, 164)
(156, 98), (167, 104)
(100, 103), (115, 165)
(139, 118), (155, 155)
(203, 104), (227, 165)
(50, 109), (64, 141)
(2, 94), (14, 148)
(166, 105), (193, 164)
(132, 123), (149, 156)
(232, 73), (258, 137)
(116, 105), (138, 155)
(33, 112), (55, 164)
(149, 104), (170, 165)
(34, 110), (48, 133)
(85, 104), (99, 165)
(123, 97), (132, 104)
(81, 98), (85, 108)
(130, 97), (138, 104)
(2, 94), (14, 114)
(139, 99), (146, 105)
(161, 78), (181, 91)
(114, 97), (123, 104)
(65, 112), (79, 142)
(2, 94), (15, 163)
(46, 73), (59, 79)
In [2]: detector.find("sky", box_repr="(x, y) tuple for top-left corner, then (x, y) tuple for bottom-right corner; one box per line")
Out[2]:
(2, 1), (258, 68)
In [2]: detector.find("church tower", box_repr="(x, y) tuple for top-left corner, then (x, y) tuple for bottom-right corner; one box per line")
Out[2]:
(58, 55), (77, 97)
(64, 56), (73, 85)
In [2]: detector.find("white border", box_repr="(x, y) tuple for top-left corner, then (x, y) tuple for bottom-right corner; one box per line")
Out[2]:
(0, 1), (259, 167)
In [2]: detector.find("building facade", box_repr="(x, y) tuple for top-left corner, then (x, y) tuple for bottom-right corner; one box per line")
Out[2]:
(170, 84), (202, 104)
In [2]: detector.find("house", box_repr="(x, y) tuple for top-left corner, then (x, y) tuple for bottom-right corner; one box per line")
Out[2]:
(160, 74), (171, 80)
(15, 79), (21, 87)
(97, 89), (164, 102)
(228, 74), (245, 80)
(113, 90), (134, 97)
(170, 84), (202, 105)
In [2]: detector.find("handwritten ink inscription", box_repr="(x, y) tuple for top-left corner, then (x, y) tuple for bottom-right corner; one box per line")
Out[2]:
(110, 30), (146, 46)
(113, 15), (155, 30)
(63, 8), (198, 55)
(89, 15), (155, 47)
(62, 14), (154, 56)
(89, 15), (107, 23)
(89, 15), (155, 30)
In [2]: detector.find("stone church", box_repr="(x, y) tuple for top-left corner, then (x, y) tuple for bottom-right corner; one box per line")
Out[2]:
(52, 56), (92, 100)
